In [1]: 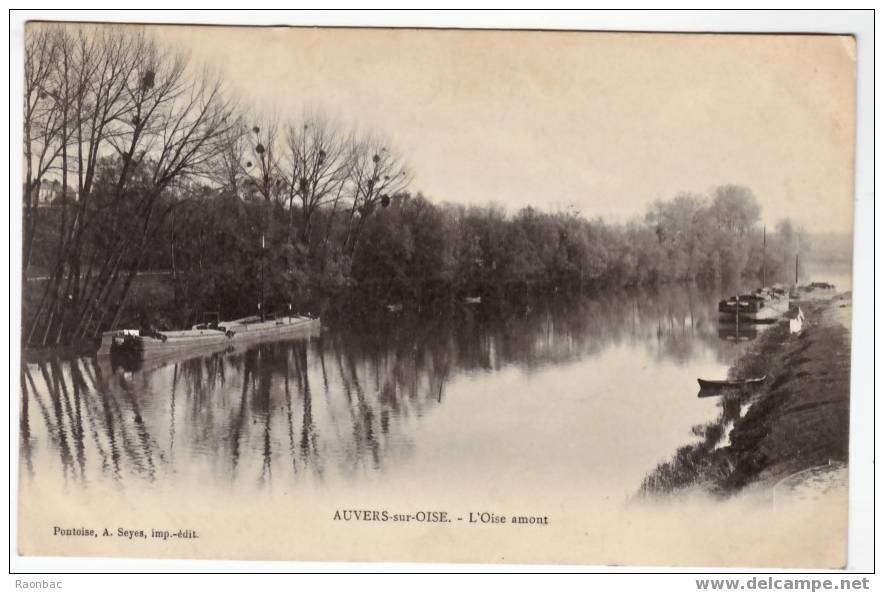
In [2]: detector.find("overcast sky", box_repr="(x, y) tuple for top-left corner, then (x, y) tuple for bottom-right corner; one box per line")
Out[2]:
(154, 26), (857, 234)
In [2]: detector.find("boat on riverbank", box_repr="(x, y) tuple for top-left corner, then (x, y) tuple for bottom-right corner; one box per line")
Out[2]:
(718, 287), (790, 323)
(697, 375), (766, 398)
(99, 314), (320, 359)
(697, 376), (766, 390)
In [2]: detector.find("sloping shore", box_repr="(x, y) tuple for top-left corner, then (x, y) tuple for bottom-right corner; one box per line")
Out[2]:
(641, 292), (852, 496)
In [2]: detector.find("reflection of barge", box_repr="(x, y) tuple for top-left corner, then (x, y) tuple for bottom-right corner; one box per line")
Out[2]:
(717, 323), (760, 341)
(99, 314), (321, 359)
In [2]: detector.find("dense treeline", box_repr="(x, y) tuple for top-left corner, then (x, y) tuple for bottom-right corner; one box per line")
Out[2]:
(22, 24), (806, 346)
(27, 177), (806, 332)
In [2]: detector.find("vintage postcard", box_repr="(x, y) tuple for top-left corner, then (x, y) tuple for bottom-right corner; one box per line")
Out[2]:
(16, 21), (859, 568)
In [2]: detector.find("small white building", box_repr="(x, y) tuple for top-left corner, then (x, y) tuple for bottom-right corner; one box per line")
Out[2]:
(35, 180), (77, 207)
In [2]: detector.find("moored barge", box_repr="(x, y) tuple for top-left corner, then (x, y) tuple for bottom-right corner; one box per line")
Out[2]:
(718, 287), (790, 323)
(99, 314), (320, 359)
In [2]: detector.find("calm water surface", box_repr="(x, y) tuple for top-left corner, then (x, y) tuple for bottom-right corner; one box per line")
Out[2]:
(20, 285), (750, 501)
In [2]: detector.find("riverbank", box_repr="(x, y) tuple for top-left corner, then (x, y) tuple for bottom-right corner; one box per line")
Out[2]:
(641, 291), (852, 496)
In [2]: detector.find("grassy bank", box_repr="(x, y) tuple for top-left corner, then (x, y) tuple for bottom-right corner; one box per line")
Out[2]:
(641, 292), (852, 496)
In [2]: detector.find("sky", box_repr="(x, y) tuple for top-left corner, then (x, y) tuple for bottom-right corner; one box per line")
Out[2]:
(150, 25), (857, 234)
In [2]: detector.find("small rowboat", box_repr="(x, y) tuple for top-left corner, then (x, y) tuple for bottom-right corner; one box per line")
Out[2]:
(697, 376), (766, 397)
(698, 376), (766, 389)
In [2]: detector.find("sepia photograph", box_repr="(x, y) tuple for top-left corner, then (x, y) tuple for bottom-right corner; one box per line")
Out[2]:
(11, 11), (872, 573)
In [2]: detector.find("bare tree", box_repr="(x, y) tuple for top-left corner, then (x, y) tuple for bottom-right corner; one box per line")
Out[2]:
(212, 116), (248, 198)
(96, 57), (237, 337)
(24, 25), (236, 346)
(22, 26), (62, 270)
(281, 113), (350, 245)
(25, 25), (140, 346)
(342, 134), (410, 255)
(240, 116), (282, 203)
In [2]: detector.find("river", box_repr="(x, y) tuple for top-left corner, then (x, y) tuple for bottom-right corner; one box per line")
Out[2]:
(19, 283), (846, 566)
(20, 284), (745, 497)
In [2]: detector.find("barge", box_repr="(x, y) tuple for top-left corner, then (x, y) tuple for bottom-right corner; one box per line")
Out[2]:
(718, 287), (790, 323)
(99, 314), (320, 359)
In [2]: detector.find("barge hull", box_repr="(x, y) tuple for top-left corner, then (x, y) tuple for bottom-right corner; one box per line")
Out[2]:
(102, 317), (321, 360)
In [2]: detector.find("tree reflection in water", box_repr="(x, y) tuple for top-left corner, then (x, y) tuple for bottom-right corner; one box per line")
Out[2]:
(20, 283), (747, 491)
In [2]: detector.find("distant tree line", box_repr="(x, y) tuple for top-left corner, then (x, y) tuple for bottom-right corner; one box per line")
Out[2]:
(22, 24), (806, 347)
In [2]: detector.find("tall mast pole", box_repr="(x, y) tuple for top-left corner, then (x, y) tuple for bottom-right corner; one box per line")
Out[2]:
(260, 233), (265, 321)
(762, 225), (766, 287)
